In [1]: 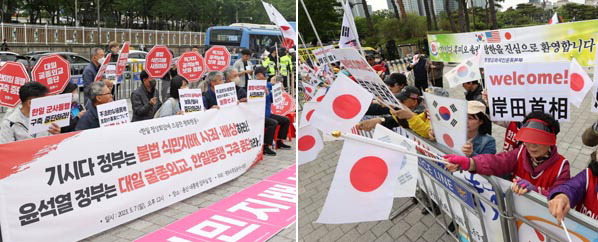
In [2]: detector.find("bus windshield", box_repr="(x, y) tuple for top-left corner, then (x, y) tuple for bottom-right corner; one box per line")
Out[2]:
(249, 34), (280, 54)
(209, 29), (242, 46)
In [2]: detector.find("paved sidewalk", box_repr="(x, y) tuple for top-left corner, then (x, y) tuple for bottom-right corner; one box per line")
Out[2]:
(298, 77), (598, 241)
(83, 145), (297, 242)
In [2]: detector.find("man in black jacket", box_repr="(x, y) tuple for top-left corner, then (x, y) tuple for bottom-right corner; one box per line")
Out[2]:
(463, 80), (484, 104)
(131, 70), (162, 122)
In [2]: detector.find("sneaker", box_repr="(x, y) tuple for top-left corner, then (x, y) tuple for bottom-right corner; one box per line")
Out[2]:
(264, 146), (277, 156)
(276, 141), (291, 149)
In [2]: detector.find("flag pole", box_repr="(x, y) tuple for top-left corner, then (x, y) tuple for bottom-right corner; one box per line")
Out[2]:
(331, 131), (451, 165)
(343, 0), (365, 57)
(300, 0), (323, 46)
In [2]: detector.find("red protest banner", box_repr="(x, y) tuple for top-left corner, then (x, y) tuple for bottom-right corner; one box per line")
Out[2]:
(0, 62), (30, 108)
(31, 55), (71, 95)
(94, 53), (112, 82)
(144, 45), (173, 78)
(272, 91), (295, 116)
(204, 45), (230, 71)
(176, 51), (205, 82)
(116, 41), (130, 77)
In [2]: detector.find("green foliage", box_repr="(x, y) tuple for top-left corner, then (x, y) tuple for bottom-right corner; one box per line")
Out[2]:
(298, 0), (341, 45)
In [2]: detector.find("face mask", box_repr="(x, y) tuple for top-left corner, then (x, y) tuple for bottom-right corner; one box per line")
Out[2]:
(72, 93), (79, 103)
(98, 57), (106, 64)
(375, 58), (381, 63)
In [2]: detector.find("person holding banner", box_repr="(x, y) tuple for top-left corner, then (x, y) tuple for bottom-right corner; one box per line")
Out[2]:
(444, 111), (570, 196)
(548, 158), (598, 222)
(223, 67), (248, 102)
(60, 81), (85, 133)
(384, 73), (408, 94)
(255, 66), (291, 156)
(108, 41), (120, 62)
(131, 70), (162, 122)
(203, 72), (225, 110)
(407, 52), (429, 90)
(82, 47), (105, 101)
(76, 82), (114, 130)
(0, 82), (61, 143)
(156, 76), (188, 118)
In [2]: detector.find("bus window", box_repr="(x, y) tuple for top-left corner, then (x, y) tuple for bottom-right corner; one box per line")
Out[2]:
(249, 34), (280, 55)
(210, 29), (242, 46)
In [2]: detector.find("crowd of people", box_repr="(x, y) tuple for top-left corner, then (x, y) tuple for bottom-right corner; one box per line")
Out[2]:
(0, 42), (296, 157)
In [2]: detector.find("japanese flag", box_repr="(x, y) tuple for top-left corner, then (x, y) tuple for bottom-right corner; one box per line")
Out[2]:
(310, 74), (373, 134)
(444, 56), (481, 88)
(548, 13), (558, 25)
(569, 58), (593, 107)
(316, 134), (405, 223)
(299, 101), (318, 128)
(298, 124), (324, 165)
(302, 82), (316, 98)
(312, 87), (328, 103)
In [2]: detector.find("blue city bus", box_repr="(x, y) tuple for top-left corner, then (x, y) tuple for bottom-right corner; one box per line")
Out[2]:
(205, 22), (297, 64)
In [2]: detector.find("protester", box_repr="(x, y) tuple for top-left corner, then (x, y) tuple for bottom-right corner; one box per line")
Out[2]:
(384, 73), (408, 94)
(463, 81), (485, 104)
(548, 158), (598, 222)
(430, 101), (496, 156)
(255, 66), (291, 156)
(444, 111), (570, 196)
(108, 41), (120, 62)
(203, 72), (225, 110)
(1, 38), (8, 51)
(429, 61), (444, 88)
(366, 54), (387, 79)
(262, 46), (279, 77)
(76, 82), (113, 131)
(160, 51), (178, 98)
(192, 46), (200, 53)
(582, 120), (598, 147)
(223, 67), (247, 102)
(60, 82), (85, 133)
(131, 70), (162, 122)
(279, 48), (293, 89)
(82, 47), (105, 99)
(407, 51), (429, 90)
(156, 76), (188, 118)
(233, 49), (253, 88)
(0, 82), (60, 143)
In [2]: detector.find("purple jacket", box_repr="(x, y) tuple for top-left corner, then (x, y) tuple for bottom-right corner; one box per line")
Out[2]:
(549, 169), (589, 208)
(472, 145), (570, 196)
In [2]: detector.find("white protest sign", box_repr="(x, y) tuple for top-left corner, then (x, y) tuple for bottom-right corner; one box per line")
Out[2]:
(28, 94), (72, 134)
(178, 89), (203, 113)
(97, 99), (130, 127)
(247, 80), (267, 102)
(104, 64), (117, 82)
(272, 83), (283, 106)
(215, 82), (238, 108)
(424, 93), (467, 155)
(0, 101), (265, 242)
(312, 47), (328, 65)
(484, 61), (570, 122)
(372, 124), (418, 198)
(332, 48), (400, 107)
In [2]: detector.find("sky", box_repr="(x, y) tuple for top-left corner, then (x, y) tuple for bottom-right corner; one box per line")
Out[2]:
(369, 0), (586, 12)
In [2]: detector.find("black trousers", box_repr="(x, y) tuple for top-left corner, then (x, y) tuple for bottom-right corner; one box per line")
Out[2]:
(415, 79), (428, 91)
(264, 114), (290, 146)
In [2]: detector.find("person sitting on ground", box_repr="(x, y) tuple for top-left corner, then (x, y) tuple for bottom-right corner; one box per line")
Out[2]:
(255, 66), (291, 156)
(203, 72), (226, 110)
(75, 82), (113, 130)
(223, 67), (247, 102)
(131, 70), (161, 122)
(430, 101), (496, 156)
(444, 111), (570, 196)
(0, 82), (61, 143)
(156, 76), (188, 118)
(60, 81), (85, 133)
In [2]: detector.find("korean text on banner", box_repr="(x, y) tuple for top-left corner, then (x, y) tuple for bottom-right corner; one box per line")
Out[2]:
(0, 101), (265, 242)
(484, 61), (570, 122)
(272, 83), (283, 106)
(28, 94), (72, 134)
(97, 99), (130, 127)
(247, 80), (267, 102)
(215, 82), (238, 108)
(332, 48), (400, 107)
(428, 20), (598, 66)
(179, 89), (204, 113)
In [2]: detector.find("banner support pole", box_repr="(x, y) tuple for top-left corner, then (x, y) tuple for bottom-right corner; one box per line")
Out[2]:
(300, 0), (323, 47)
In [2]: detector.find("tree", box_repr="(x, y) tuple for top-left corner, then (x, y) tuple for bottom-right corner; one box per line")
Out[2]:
(444, 0), (457, 32)
(488, 0), (498, 29)
(361, 0), (375, 34)
(458, 0), (470, 32)
(390, 0), (401, 20)
(298, 0), (341, 45)
(423, 0), (432, 31)
(429, 0), (438, 30)
(397, 0), (407, 20)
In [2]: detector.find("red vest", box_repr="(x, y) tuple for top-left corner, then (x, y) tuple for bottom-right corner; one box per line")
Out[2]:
(503, 122), (520, 152)
(514, 148), (567, 195)
(575, 168), (598, 220)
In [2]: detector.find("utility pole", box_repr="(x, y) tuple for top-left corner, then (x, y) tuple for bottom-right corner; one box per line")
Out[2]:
(75, 0), (78, 27)
(97, 0), (100, 44)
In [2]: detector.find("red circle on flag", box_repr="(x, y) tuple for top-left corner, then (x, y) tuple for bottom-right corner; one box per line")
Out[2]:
(350, 156), (388, 192)
(457, 66), (469, 78)
(570, 73), (584, 92)
(505, 32), (512, 40)
(316, 95), (325, 102)
(298, 135), (316, 151)
(306, 109), (315, 121)
(332, 94), (361, 119)
(443, 134), (454, 148)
